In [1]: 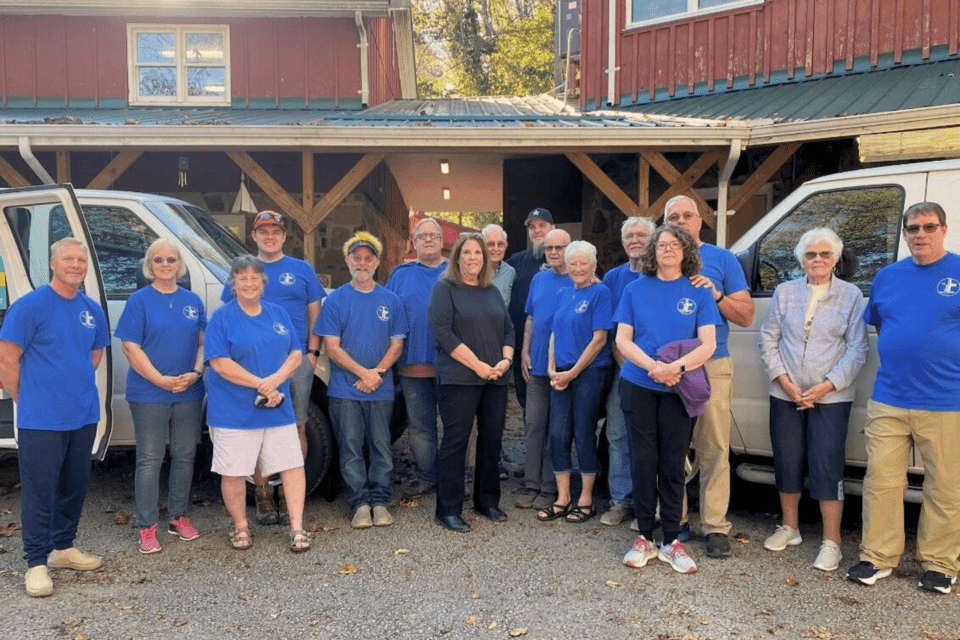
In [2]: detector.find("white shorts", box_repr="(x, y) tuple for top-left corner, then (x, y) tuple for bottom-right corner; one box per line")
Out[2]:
(210, 424), (304, 477)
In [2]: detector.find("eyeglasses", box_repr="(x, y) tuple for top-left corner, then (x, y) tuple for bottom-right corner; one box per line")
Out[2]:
(904, 223), (942, 235)
(804, 251), (834, 261)
(666, 213), (699, 222)
(256, 212), (284, 223)
(152, 256), (178, 264)
(623, 232), (650, 241)
(544, 244), (568, 252)
(416, 232), (441, 241)
(656, 242), (682, 251)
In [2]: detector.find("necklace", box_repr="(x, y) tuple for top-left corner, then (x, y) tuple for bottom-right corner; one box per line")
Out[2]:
(158, 287), (178, 309)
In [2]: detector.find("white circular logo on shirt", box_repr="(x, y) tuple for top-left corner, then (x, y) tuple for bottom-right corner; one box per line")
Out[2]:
(676, 298), (697, 315)
(79, 310), (96, 329)
(377, 305), (390, 321)
(575, 300), (589, 314)
(183, 305), (199, 320)
(279, 272), (296, 286)
(273, 322), (289, 336)
(539, 263), (549, 271)
(937, 277), (959, 297)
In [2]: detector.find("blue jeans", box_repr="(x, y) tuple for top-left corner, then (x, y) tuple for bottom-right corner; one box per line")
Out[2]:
(604, 367), (632, 506)
(329, 398), (394, 510)
(399, 376), (439, 485)
(523, 375), (556, 494)
(549, 365), (609, 474)
(130, 399), (203, 528)
(17, 424), (96, 568)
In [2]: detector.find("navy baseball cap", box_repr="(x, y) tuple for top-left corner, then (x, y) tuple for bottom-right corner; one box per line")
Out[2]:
(525, 208), (554, 225)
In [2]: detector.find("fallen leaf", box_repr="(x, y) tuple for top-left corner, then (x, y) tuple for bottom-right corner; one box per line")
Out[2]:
(113, 514), (131, 525)
(734, 532), (750, 544)
(786, 573), (799, 586)
(605, 580), (621, 588)
(338, 564), (358, 575)
(64, 618), (85, 628)
(394, 548), (410, 555)
(465, 616), (478, 625)
(0, 522), (21, 537)
(840, 596), (859, 605)
(470, 590), (480, 599)
(400, 497), (421, 508)
(174, 621), (187, 627)
(800, 627), (835, 639)
(509, 629), (528, 638)
(201, 500), (213, 507)
(488, 622), (498, 630)
(1, 507), (12, 514)
(310, 619), (320, 626)
(74, 635), (89, 640)
(238, 594), (250, 601)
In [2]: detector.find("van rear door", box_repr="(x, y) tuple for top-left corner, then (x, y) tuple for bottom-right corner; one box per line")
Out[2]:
(0, 185), (113, 459)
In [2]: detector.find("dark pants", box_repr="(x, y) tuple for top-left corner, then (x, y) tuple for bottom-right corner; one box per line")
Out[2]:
(621, 380), (693, 546)
(512, 362), (527, 410)
(436, 383), (507, 517)
(18, 424), (96, 568)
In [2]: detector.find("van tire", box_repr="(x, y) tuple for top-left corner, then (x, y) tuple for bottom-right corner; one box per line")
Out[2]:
(304, 399), (335, 496)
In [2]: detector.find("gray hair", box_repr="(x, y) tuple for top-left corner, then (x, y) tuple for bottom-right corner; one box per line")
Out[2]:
(142, 238), (187, 280)
(564, 240), (597, 264)
(481, 223), (508, 243)
(50, 237), (87, 261)
(664, 194), (696, 217)
(413, 217), (441, 239)
(794, 228), (843, 265)
(227, 255), (268, 295)
(903, 201), (947, 227)
(621, 216), (656, 238)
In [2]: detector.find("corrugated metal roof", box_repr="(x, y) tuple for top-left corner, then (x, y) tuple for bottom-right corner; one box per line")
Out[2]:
(619, 59), (960, 123)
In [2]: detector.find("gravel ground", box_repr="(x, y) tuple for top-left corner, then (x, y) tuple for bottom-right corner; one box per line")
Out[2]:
(1, 395), (957, 640)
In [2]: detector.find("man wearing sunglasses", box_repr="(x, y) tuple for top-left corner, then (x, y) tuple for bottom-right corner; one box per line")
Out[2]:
(848, 202), (960, 595)
(222, 210), (325, 525)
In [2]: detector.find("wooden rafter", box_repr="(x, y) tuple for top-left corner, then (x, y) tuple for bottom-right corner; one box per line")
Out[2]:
(728, 142), (801, 212)
(308, 152), (386, 230)
(56, 151), (70, 184)
(302, 151), (315, 266)
(86, 151), (143, 190)
(641, 150), (723, 228)
(225, 150), (308, 230)
(0, 156), (31, 187)
(564, 152), (643, 218)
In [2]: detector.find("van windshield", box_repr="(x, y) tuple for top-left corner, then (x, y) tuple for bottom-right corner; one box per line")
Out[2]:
(144, 201), (246, 284)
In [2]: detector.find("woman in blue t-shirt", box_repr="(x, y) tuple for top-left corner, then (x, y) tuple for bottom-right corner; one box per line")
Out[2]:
(115, 240), (206, 555)
(614, 226), (720, 576)
(537, 241), (612, 524)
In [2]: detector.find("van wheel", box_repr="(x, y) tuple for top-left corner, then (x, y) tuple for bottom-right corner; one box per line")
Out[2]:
(303, 399), (335, 495)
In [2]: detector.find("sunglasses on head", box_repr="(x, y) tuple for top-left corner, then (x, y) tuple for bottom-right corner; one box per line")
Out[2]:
(256, 212), (284, 223)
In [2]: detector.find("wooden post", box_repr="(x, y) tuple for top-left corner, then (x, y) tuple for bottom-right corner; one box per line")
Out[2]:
(56, 151), (70, 184)
(638, 153), (649, 208)
(301, 150), (316, 267)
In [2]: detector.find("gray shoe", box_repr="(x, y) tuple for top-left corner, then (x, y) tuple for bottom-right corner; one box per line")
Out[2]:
(531, 493), (557, 511)
(514, 488), (539, 509)
(404, 481), (436, 499)
(372, 505), (394, 527)
(600, 503), (631, 526)
(351, 506), (373, 529)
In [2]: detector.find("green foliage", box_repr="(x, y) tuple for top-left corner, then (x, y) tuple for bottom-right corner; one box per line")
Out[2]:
(430, 210), (503, 230)
(414, 0), (555, 97)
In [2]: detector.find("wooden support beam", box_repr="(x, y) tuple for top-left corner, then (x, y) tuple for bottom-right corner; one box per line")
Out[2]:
(56, 151), (70, 184)
(0, 156), (31, 187)
(638, 154), (649, 208)
(642, 150), (723, 228)
(225, 150), (309, 230)
(728, 142), (801, 212)
(564, 152), (643, 219)
(301, 151), (316, 267)
(858, 128), (960, 163)
(308, 152), (386, 230)
(86, 150), (143, 190)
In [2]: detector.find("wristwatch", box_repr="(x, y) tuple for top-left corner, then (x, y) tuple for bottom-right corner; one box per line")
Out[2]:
(678, 360), (686, 374)
(307, 349), (321, 357)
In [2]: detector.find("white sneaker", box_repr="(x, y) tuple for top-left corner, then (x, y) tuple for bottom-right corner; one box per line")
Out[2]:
(601, 503), (631, 526)
(622, 535), (657, 568)
(351, 505), (373, 529)
(763, 525), (802, 551)
(658, 540), (697, 574)
(813, 539), (842, 571)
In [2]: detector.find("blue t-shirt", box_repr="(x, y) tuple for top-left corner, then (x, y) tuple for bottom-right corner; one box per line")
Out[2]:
(698, 243), (749, 358)
(204, 300), (300, 429)
(864, 252), (960, 411)
(316, 283), (408, 402)
(602, 262), (641, 302)
(0, 285), (110, 430)
(385, 260), (446, 368)
(221, 255), (324, 351)
(550, 283), (614, 370)
(614, 275), (722, 392)
(525, 270), (573, 376)
(115, 285), (206, 404)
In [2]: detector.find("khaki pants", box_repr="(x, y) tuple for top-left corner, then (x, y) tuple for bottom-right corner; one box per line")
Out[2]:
(860, 400), (960, 576)
(690, 357), (734, 535)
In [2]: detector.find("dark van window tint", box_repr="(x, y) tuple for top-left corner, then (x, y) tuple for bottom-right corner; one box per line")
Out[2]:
(756, 186), (904, 296)
(82, 205), (158, 298)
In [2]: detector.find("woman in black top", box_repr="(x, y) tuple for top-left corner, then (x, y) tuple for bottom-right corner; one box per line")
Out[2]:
(428, 232), (515, 532)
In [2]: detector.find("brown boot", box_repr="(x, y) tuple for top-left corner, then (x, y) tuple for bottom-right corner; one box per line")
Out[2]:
(276, 484), (290, 525)
(255, 484), (278, 525)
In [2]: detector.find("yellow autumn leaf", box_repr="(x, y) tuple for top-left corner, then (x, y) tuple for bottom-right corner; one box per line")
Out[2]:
(338, 564), (358, 574)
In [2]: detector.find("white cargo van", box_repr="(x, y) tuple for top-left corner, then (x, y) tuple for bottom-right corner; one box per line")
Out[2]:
(0, 184), (335, 493)
(726, 158), (960, 503)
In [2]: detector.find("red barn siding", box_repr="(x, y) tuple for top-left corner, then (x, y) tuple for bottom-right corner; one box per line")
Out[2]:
(582, 0), (960, 107)
(0, 14), (402, 108)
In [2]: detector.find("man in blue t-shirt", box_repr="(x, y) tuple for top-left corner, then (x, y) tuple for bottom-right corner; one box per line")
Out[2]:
(0, 239), (110, 597)
(846, 202), (960, 595)
(666, 195), (754, 559)
(222, 210), (325, 525)
(317, 232), (408, 530)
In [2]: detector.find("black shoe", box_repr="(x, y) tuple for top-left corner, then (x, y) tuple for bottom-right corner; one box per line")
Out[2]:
(846, 561), (892, 586)
(918, 570), (957, 594)
(705, 533), (732, 558)
(678, 522), (692, 542)
(474, 507), (508, 522)
(435, 515), (471, 532)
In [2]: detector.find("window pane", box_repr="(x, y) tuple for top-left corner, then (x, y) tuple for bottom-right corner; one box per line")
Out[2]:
(138, 68), (177, 97)
(81, 206), (159, 298)
(136, 32), (175, 64)
(633, 0), (687, 21)
(185, 32), (225, 64)
(755, 187), (904, 296)
(699, 0), (738, 7)
(186, 67), (225, 97)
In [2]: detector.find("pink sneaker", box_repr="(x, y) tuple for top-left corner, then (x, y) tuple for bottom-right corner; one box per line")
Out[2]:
(168, 516), (200, 541)
(139, 524), (162, 554)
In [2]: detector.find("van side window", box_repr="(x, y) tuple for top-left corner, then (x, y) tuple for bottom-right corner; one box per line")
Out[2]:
(755, 186), (904, 296)
(81, 205), (159, 299)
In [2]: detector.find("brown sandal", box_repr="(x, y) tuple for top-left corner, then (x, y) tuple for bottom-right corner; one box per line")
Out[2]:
(289, 529), (310, 553)
(230, 527), (252, 550)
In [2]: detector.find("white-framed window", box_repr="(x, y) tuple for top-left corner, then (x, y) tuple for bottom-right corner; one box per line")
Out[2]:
(629, 0), (762, 28)
(127, 25), (230, 106)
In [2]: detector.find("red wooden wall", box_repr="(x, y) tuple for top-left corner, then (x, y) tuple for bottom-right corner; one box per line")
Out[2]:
(581, 0), (960, 107)
(0, 14), (402, 108)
